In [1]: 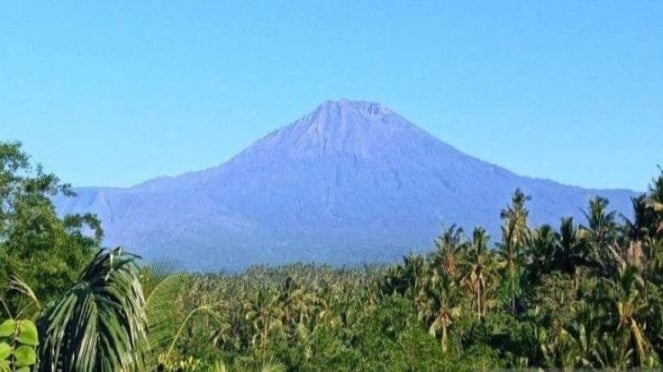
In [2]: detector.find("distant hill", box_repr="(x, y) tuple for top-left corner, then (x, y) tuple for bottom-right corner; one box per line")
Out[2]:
(55, 100), (636, 270)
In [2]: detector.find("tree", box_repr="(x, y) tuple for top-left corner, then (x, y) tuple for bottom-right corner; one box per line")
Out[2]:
(593, 263), (658, 367)
(524, 224), (557, 285)
(498, 189), (531, 314)
(461, 227), (497, 319)
(431, 225), (466, 279)
(402, 254), (426, 298)
(500, 188), (532, 250)
(580, 196), (618, 274)
(648, 167), (663, 235)
(418, 270), (462, 353)
(531, 273), (589, 368)
(0, 142), (102, 314)
(555, 217), (590, 288)
(243, 287), (284, 353)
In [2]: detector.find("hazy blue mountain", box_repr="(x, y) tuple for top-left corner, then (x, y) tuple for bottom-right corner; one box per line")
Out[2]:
(55, 100), (636, 271)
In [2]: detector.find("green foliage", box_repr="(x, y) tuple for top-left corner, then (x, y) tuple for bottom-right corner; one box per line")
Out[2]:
(153, 170), (663, 370)
(3, 144), (663, 370)
(146, 274), (188, 350)
(0, 318), (38, 372)
(140, 260), (189, 369)
(0, 142), (102, 315)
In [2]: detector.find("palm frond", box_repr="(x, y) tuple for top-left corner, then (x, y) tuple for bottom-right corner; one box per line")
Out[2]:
(37, 247), (148, 372)
(212, 360), (229, 372)
(8, 275), (41, 319)
(144, 273), (188, 367)
(140, 258), (183, 298)
(261, 357), (286, 372)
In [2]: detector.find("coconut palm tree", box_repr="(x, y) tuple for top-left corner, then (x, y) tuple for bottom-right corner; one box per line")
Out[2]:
(500, 188), (532, 250)
(498, 188), (531, 314)
(623, 195), (656, 240)
(523, 224), (557, 285)
(554, 217), (591, 288)
(418, 269), (463, 353)
(580, 197), (618, 275)
(277, 277), (304, 327)
(461, 227), (497, 319)
(431, 225), (467, 279)
(402, 254), (426, 298)
(380, 265), (409, 297)
(244, 287), (284, 352)
(595, 262), (658, 367)
(617, 195), (661, 272)
(648, 167), (663, 234)
(539, 322), (593, 368)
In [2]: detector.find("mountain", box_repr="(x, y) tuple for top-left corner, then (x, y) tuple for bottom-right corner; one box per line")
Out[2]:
(54, 100), (636, 271)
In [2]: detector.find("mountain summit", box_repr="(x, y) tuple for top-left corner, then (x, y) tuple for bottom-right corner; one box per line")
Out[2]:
(55, 100), (635, 270)
(239, 99), (425, 159)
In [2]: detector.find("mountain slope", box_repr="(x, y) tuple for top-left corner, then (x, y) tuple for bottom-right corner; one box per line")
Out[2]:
(55, 100), (636, 270)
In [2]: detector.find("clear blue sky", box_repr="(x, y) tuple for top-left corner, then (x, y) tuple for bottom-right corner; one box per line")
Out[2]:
(1, 1), (661, 191)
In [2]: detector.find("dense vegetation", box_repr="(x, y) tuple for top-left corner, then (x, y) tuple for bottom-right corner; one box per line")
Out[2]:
(2, 141), (663, 370)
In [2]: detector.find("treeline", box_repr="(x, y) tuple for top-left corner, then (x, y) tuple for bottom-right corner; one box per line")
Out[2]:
(168, 174), (663, 370)
(2, 141), (663, 370)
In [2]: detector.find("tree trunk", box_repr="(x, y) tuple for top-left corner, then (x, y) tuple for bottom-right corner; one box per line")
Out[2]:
(475, 281), (481, 320)
(441, 318), (448, 353)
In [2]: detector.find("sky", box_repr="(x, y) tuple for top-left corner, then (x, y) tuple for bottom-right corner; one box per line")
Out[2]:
(0, 1), (661, 191)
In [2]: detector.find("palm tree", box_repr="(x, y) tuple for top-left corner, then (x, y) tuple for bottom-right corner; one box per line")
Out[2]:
(461, 227), (497, 319)
(622, 195), (656, 241)
(580, 197), (618, 274)
(402, 254), (427, 299)
(431, 225), (467, 279)
(595, 262), (657, 367)
(524, 224), (557, 285)
(37, 248), (148, 372)
(244, 287), (284, 352)
(418, 270), (463, 353)
(646, 237), (663, 286)
(500, 188), (532, 250)
(277, 277), (304, 328)
(275, 275), (324, 346)
(648, 167), (663, 234)
(555, 217), (591, 288)
(540, 322), (593, 368)
(498, 189), (531, 314)
(619, 195), (660, 270)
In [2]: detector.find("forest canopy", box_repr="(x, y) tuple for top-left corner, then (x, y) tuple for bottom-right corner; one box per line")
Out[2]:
(1, 141), (663, 371)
